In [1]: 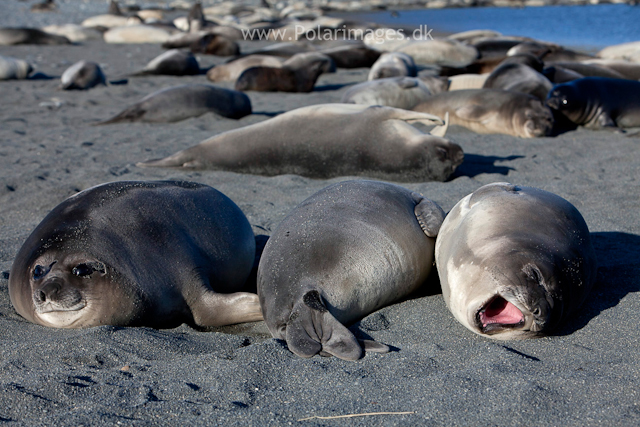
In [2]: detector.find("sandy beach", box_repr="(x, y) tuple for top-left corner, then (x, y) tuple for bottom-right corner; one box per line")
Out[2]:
(1, 2), (640, 425)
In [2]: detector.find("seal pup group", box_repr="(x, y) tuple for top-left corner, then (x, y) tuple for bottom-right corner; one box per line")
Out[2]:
(435, 182), (597, 339)
(413, 89), (554, 138)
(9, 181), (262, 329)
(138, 104), (463, 182)
(546, 77), (640, 130)
(258, 180), (445, 360)
(97, 84), (252, 124)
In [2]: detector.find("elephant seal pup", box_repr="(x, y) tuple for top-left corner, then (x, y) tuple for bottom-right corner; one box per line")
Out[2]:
(482, 63), (553, 101)
(0, 55), (32, 80)
(8, 181), (262, 329)
(413, 89), (554, 138)
(546, 77), (640, 129)
(258, 180), (445, 360)
(0, 28), (70, 45)
(435, 182), (597, 339)
(97, 84), (252, 124)
(234, 54), (330, 92)
(207, 55), (284, 82)
(368, 52), (417, 80)
(60, 61), (106, 90)
(131, 49), (200, 76)
(138, 104), (463, 182)
(341, 77), (434, 110)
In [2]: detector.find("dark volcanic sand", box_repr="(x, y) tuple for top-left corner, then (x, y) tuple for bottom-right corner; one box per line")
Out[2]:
(1, 5), (640, 426)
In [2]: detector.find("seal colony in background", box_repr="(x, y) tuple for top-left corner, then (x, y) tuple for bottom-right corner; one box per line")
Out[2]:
(5, 0), (633, 360)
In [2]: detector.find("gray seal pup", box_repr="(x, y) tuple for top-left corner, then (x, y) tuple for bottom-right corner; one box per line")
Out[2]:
(60, 61), (106, 90)
(258, 180), (445, 360)
(131, 49), (200, 76)
(435, 182), (597, 339)
(138, 104), (463, 182)
(368, 52), (417, 80)
(0, 28), (71, 45)
(341, 77), (434, 110)
(482, 63), (553, 101)
(0, 54), (32, 80)
(546, 77), (640, 130)
(97, 84), (252, 124)
(413, 89), (554, 138)
(8, 181), (262, 329)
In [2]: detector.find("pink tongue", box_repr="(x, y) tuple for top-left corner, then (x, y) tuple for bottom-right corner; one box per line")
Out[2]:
(481, 298), (524, 327)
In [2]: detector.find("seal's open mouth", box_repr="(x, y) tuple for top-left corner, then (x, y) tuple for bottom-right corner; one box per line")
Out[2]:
(477, 296), (525, 334)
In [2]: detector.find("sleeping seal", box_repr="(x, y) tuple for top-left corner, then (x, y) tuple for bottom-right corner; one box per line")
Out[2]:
(137, 104), (463, 182)
(130, 49), (200, 76)
(8, 181), (262, 329)
(0, 28), (70, 45)
(435, 182), (597, 339)
(546, 77), (640, 130)
(258, 180), (445, 360)
(368, 52), (417, 80)
(0, 54), (32, 80)
(97, 84), (252, 124)
(482, 63), (553, 101)
(341, 77), (435, 110)
(413, 89), (554, 138)
(60, 61), (106, 90)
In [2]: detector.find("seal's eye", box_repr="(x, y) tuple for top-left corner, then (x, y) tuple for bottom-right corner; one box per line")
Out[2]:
(33, 265), (46, 280)
(72, 263), (94, 278)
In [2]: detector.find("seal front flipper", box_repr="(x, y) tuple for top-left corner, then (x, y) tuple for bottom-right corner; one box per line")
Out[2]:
(285, 290), (363, 361)
(136, 148), (202, 169)
(412, 192), (446, 237)
(190, 291), (263, 327)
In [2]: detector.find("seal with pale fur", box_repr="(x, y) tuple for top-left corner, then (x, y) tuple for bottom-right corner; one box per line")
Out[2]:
(97, 84), (251, 124)
(341, 77), (434, 110)
(258, 180), (445, 360)
(60, 61), (106, 90)
(413, 89), (554, 138)
(435, 182), (597, 339)
(8, 181), (262, 329)
(138, 104), (463, 182)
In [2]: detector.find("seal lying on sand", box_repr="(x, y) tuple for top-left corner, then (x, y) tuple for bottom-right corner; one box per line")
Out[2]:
(138, 104), (463, 182)
(97, 84), (252, 124)
(8, 181), (262, 329)
(60, 61), (106, 90)
(546, 77), (640, 130)
(130, 49), (200, 76)
(0, 28), (70, 45)
(435, 182), (597, 339)
(0, 54), (32, 80)
(341, 77), (435, 110)
(258, 180), (445, 360)
(413, 89), (554, 138)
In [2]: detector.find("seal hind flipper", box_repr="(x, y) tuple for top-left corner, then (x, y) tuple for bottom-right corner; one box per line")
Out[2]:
(412, 192), (446, 238)
(285, 290), (363, 361)
(190, 291), (263, 327)
(136, 148), (200, 169)
(95, 106), (146, 125)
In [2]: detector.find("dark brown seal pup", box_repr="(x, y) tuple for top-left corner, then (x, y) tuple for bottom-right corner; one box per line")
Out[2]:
(8, 181), (262, 329)
(258, 180), (445, 360)
(435, 182), (597, 339)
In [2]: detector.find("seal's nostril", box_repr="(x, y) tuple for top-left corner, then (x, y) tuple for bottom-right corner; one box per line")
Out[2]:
(37, 290), (47, 303)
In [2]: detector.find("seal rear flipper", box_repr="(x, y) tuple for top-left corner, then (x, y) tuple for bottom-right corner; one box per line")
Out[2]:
(412, 192), (446, 238)
(285, 290), (363, 361)
(190, 291), (263, 327)
(94, 105), (146, 125)
(136, 149), (201, 169)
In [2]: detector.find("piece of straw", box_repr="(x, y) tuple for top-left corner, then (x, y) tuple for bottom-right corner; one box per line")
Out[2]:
(298, 411), (415, 421)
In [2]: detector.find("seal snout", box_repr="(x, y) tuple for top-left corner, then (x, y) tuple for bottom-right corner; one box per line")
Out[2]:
(477, 296), (525, 334)
(33, 277), (84, 313)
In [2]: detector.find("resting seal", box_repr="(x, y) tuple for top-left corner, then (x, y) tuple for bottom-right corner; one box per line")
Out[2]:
(341, 77), (435, 110)
(546, 77), (640, 130)
(138, 104), (463, 182)
(60, 61), (106, 90)
(8, 181), (262, 329)
(131, 49), (200, 76)
(257, 180), (445, 360)
(97, 84), (252, 124)
(435, 182), (597, 339)
(413, 89), (554, 138)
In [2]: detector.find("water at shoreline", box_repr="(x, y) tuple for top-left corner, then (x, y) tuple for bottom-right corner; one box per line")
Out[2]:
(338, 4), (640, 50)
